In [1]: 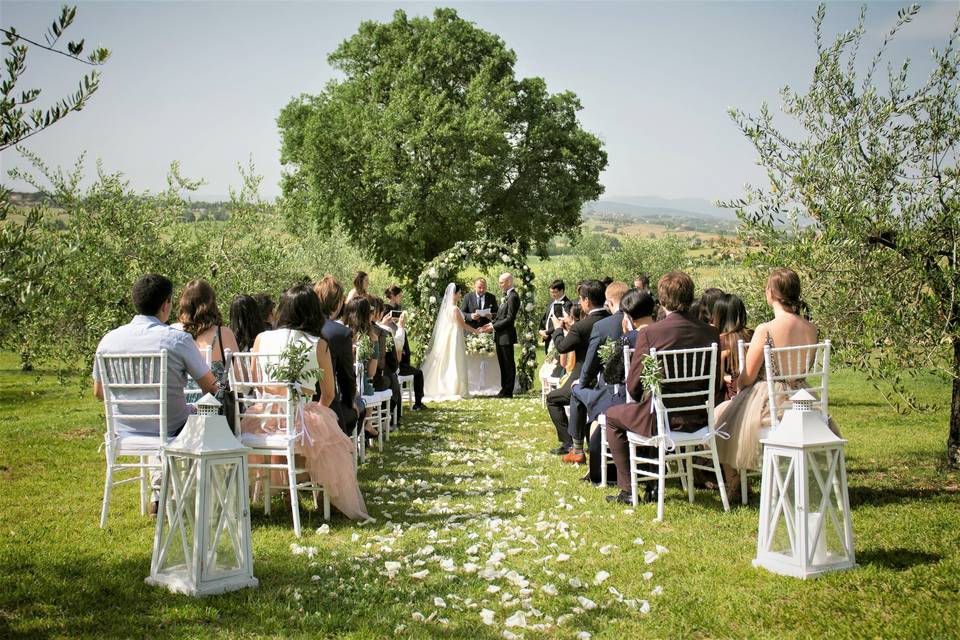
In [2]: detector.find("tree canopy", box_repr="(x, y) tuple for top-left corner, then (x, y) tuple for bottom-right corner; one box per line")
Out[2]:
(725, 4), (960, 464)
(278, 8), (607, 281)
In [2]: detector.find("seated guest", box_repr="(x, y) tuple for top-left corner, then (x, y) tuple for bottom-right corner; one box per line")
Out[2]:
(230, 294), (267, 352)
(240, 284), (368, 520)
(715, 268), (838, 501)
(345, 270), (369, 304)
(539, 279), (573, 354)
(563, 281), (629, 464)
(604, 271), (721, 505)
(575, 288), (655, 484)
(172, 279), (240, 402)
(699, 287), (725, 326)
(711, 293), (753, 401)
(252, 292), (276, 329)
(383, 287), (427, 410)
(92, 274), (218, 515)
(343, 296), (380, 437)
(370, 296), (402, 428)
(314, 276), (359, 436)
(545, 280), (611, 456)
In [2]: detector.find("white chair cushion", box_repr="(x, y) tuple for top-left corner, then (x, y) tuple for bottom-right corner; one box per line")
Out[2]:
(112, 433), (171, 453)
(626, 425), (713, 446)
(398, 375), (414, 383)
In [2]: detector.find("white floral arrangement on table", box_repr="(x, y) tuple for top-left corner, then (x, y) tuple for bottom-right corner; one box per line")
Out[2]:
(465, 332), (496, 356)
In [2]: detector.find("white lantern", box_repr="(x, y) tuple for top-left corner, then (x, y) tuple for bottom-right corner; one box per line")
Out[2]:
(146, 394), (258, 596)
(754, 389), (856, 579)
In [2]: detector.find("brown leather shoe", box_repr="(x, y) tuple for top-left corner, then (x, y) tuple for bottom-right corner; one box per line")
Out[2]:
(562, 451), (586, 464)
(148, 500), (159, 518)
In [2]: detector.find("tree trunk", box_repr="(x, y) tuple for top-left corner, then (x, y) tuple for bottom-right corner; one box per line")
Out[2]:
(949, 337), (960, 467)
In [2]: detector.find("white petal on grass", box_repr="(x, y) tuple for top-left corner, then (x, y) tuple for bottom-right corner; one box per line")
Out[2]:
(410, 570), (430, 580)
(632, 537), (644, 546)
(577, 596), (597, 610)
(577, 633), (593, 640)
(541, 583), (558, 596)
(655, 544), (669, 554)
(651, 585), (664, 596)
(480, 609), (495, 625)
(593, 570), (610, 585)
(556, 553), (570, 562)
(599, 544), (616, 555)
(316, 524), (330, 535)
(434, 597), (447, 608)
(569, 577), (583, 588)
(640, 600), (651, 614)
(502, 632), (520, 640)
(644, 550), (659, 564)
(411, 612), (425, 622)
(487, 585), (501, 593)
(504, 611), (527, 628)
(642, 571), (654, 580)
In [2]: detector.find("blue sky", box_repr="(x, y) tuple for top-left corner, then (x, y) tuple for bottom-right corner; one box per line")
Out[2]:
(1, 1), (956, 202)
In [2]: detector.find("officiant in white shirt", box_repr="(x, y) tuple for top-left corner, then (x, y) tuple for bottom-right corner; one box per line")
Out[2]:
(461, 278), (498, 330)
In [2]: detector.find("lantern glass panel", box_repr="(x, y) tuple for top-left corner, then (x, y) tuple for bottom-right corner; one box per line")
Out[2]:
(203, 460), (244, 577)
(805, 449), (849, 564)
(157, 456), (198, 576)
(767, 453), (797, 557)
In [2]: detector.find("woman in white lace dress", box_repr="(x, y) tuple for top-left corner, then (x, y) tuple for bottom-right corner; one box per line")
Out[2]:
(422, 283), (488, 401)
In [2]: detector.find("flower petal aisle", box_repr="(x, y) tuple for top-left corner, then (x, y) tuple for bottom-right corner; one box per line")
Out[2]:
(290, 397), (666, 637)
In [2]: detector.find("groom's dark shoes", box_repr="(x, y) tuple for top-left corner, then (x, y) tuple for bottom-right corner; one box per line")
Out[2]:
(606, 490), (632, 505)
(549, 445), (570, 455)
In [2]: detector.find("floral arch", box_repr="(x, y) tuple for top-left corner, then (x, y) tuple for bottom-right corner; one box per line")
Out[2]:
(410, 240), (538, 392)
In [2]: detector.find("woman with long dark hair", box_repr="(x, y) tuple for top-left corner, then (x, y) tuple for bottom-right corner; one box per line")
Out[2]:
(240, 283), (368, 520)
(229, 294), (265, 352)
(711, 293), (754, 401)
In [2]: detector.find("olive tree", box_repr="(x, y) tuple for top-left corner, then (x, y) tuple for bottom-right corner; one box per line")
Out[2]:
(725, 4), (960, 464)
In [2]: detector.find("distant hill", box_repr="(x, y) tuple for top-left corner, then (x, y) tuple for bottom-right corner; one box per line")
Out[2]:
(583, 196), (737, 221)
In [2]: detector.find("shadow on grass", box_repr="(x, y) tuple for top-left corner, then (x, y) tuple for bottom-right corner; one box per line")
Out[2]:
(847, 484), (960, 508)
(857, 547), (944, 570)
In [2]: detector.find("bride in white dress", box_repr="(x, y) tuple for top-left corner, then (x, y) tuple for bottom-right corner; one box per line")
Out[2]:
(422, 283), (488, 401)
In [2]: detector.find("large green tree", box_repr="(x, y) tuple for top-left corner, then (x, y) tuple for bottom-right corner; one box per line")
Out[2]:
(726, 4), (960, 464)
(278, 8), (607, 281)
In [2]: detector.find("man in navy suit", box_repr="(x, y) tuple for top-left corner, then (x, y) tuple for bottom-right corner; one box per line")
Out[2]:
(547, 280), (610, 454)
(563, 282), (628, 464)
(492, 273), (520, 397)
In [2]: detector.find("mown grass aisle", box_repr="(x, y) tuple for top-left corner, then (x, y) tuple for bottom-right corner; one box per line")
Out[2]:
(1, 353), (959, 638)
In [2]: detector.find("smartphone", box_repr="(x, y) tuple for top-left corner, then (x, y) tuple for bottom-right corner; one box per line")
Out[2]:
(552, 302), (565, 318)
(390, 310), (403, 319)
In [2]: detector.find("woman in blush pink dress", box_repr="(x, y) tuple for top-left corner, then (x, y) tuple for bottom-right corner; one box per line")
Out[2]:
(241, 283), (368, 520)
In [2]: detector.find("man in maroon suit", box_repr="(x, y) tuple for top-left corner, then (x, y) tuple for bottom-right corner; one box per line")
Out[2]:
(603, 271), (722, 505)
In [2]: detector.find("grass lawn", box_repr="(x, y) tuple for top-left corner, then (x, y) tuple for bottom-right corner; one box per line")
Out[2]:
(1, 352), (959, 639)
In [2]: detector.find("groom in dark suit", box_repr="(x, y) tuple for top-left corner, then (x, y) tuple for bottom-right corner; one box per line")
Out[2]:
(461, 278), (498, 330)
(492, 272), (520, 398)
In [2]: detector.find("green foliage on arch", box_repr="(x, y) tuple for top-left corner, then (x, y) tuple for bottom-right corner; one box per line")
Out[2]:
(411, 240), (538, 392)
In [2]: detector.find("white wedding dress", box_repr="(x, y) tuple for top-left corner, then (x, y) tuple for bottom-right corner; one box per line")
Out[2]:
(422, 284), (471, 402)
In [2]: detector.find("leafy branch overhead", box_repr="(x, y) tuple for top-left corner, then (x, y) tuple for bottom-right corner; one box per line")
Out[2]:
(278, 8), (607, 281)
(1, 4), (111, 151)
